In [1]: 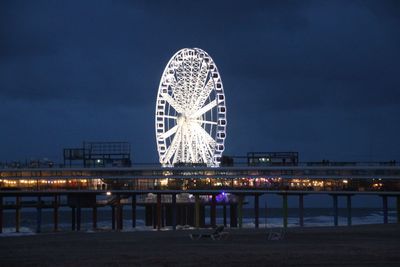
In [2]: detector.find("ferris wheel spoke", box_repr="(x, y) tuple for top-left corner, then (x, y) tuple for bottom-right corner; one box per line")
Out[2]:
(193, 61), (209, 96)
(162, 126), (182, 163)
(201, 131), (216, 158)
(200, 135), (214, 162)
(207, 143), (215, 159)
(159, 124), (179, 140)
(160, 115), (177, 120)
(193, 123), (216, 147)
(161, 93), (183, 113)
(185, 127), (196, 162)
(191, 99), (217, 118)
(192, 79), (214, 113)
(196, 131), (209, 163)
(187, 135), (195, 162)
(192, 119), (217, 125)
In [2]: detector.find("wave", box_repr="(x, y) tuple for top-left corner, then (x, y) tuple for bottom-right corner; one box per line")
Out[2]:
(0, 227), (36, 237)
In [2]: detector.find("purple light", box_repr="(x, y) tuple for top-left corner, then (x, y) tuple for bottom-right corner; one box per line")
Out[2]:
(216, 192), (228, 203)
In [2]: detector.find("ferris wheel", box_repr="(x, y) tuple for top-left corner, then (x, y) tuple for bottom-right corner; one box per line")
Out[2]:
(155, 48), (227, 167)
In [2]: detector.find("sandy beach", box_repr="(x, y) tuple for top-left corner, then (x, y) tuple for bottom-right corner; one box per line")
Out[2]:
(0, 224), (399, 267)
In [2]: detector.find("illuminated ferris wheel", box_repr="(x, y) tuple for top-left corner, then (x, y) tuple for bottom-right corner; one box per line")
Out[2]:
(155, 48), (227, 167)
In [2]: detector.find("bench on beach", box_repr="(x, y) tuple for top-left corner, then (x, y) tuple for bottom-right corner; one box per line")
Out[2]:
(267, 228), (286, 241)
(189, 226), (229, 241)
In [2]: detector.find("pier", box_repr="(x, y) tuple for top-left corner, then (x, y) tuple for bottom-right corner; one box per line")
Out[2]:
(1, 161), (400, 233)
(0, 162), (400, 233)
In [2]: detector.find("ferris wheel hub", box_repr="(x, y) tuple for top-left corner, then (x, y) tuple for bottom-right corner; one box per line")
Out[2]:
(176, 113), (187, 126)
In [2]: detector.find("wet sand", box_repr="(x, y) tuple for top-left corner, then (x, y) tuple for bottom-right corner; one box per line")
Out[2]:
(0, 224), (399, 267)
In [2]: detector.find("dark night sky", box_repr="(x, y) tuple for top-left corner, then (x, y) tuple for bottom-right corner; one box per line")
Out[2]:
(1, 0), (399, 164)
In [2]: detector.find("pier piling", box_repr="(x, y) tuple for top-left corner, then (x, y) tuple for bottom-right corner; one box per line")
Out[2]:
(333, 195), (338, 226)
(157, 194), (161, 230)
(230, 203), (237, 227)
(111, 206), (116, 230)
(264, 197), (268, 227)
(53, 195), (58, 232)
(254, 194), (259, 228)
(119, 204), (124, 230)
(211, 195), (216, 227)
(131, 194), (136, 228)
(71, 207), (76, 231)
(0, 196), (2, 233)
(116, 194), (122, 231)
(382, 195), (388, 224)
(238, 195), (243, 228)
(299, 194), (304, 227)
(92, 206), (97, 229)
(282, 194), (288, 228)
(76, 202), (81, 231)
(15, 196), (21, 233)
(145, 205), (152, 226)
(223, 203), (227, 227)
(36, 196), (42, 233)
(172, 194), (177, 230)
(347, 195), (352, 226)
(176, 205), (181, 226)
(194, 195), (200, 228)
(397, 196), (400, 224)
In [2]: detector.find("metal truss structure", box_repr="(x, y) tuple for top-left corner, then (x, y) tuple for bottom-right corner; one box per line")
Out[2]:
(155, 48), (227, 167)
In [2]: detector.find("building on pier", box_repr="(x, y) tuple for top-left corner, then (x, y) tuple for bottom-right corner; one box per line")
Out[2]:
(0, 160), (399, 192)
(63, 141), (132, 168)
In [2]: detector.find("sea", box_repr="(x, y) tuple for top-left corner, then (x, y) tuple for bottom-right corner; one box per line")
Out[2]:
(1, 207), (397, 237)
